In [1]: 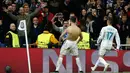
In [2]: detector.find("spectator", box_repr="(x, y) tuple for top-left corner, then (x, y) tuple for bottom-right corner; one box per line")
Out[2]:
(4, 23), (20, 48)
(85, 0), (96, 9)
(30, 0), (37, 12)
(51, 13), (65, 39)
(49, 0), (60, 14)
(86, 15), (95, 39)
(97, 0), (102, 6)
(0, 20), (4, 44)
(36, 22), (59, 48)
(4, 0), (12, 6)
(52, 20), (69, 33)
(23, 3), (31, 15)
(2, 6), (16, 35)
(106, 0), (113, 8)
(38, 6), (54, 24)
(52, 12), (64, 26)
(116, 14), (129, 50)
(1, 0), (130, 50)
(12, 3), (18, 15)
(30, 17), (43, 44)
(91, 8), (104, 40)
(79, 9), (87, 21)
(44, 5), (54, 22)
(107, 12), (113, 23)
(5, 3), (45, 47)
(15, 0), (25, 6)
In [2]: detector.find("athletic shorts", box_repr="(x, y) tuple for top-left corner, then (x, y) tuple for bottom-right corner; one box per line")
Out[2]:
(99, 45), (112, 56)
(60, 40), (78, 56)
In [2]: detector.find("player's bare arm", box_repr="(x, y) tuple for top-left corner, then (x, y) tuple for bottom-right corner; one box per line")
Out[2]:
(59, 28), (68, 44)
(77, 30), (83, 44)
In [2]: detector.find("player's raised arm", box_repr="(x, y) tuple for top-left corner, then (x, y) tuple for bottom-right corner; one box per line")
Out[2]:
(115, 30), (120, 49)
(97, 28), (105, 44)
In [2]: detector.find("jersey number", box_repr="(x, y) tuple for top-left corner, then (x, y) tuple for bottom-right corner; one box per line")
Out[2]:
(107, 32), (113, 40)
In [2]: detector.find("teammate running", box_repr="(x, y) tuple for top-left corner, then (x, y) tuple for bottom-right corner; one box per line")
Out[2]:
(91, 17), (120, 72)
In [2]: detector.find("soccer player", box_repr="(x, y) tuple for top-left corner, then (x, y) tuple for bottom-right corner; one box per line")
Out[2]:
(91, 17), (120, 72)
(54, 16), (84, 73)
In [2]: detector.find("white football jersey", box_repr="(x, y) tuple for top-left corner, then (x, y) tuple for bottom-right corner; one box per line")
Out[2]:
(97, 25), (120, 49)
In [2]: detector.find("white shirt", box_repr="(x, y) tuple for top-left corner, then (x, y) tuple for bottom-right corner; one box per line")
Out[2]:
(97, 25), (120, 49)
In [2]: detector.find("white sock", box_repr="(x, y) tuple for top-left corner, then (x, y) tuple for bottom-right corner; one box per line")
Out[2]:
(76, 57), (82, 71)
(55, 57), (63, 71)
(93, 59), (100, 69)
(99, 57), (107, 65)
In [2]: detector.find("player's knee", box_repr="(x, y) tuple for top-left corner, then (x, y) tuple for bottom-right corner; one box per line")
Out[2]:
(99, 56), (104, 58)
(59, 54), (64, 58)
(74, 55), (79, 58)
(99, 53), (105, 57)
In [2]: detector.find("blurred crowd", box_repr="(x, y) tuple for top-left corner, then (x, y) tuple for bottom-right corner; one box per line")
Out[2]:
(0, 0), (130, 50)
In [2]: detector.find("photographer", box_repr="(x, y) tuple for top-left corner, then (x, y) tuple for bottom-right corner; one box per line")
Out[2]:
(51, 13), (69, 39)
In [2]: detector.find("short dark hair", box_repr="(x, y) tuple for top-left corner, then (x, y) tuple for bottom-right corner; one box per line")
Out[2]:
(44, 21), (52, 31)
(70, 16), (76, 23)
(107, 17), (113, 24)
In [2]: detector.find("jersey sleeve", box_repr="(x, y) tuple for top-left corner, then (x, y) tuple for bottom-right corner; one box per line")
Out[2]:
(97, 27), (105, 44)
(115, 30), (120, 49)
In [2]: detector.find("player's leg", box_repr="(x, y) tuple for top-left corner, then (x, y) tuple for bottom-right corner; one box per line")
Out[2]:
(91, 46), (103, 71)
(74, 56), (83, 73)
(99, 48), (109, 71)
(91, 47), (109, 71)
(55, 54), (64, 72)
(91, 58), (100, 71)
(71, 44), (83, 73)
(99, 56), (109, 71)
(55, 41), (69, 72)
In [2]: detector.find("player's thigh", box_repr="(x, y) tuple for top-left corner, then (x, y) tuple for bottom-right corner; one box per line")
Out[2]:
(60, 41), (70, 55)
(70, 44), (79, 56)
(99, 47), (107, 56)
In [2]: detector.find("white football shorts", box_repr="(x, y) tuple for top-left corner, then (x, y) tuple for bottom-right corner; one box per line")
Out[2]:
(60, 40), (79, 56)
